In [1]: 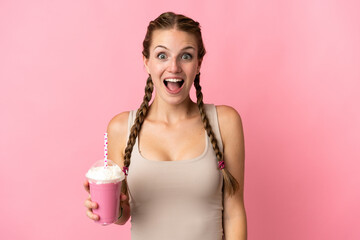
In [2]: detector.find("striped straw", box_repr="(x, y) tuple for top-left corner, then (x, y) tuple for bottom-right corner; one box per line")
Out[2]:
(104, 133), (108, 168)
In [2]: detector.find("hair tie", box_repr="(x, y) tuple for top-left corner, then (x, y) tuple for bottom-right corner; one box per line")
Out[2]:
(218, 160), (225, 170)
(122, 166), (129, 176)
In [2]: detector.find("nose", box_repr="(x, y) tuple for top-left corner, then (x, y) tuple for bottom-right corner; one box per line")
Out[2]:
(167, 57), (182, 73)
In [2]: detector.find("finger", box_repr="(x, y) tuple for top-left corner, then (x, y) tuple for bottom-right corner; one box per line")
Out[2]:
(86, 209), (99, 221)
(84, 199), (92, 208)
(84, 199), (98, 209)
(83, 180), (90, 193)
(120, 193), (127, 201)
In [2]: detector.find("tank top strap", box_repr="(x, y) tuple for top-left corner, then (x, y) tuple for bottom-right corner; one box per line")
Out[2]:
(204, 104), (224, 154)
(126, 109), (137, 142)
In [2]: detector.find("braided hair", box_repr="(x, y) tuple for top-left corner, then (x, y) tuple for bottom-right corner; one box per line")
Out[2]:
(194, 73), (239, 196)
(121, 75), (153, 196)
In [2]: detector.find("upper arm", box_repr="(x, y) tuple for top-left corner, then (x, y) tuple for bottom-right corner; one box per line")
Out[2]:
(216, 105), (246, 219)
(106, 111), (130, 168)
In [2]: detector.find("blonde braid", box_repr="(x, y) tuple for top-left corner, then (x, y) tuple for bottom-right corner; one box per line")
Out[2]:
(121, 75), (153, 195)
(194, 73), (239, 196)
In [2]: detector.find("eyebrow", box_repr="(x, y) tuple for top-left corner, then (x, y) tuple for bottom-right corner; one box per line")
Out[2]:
(153, 45), (195, 51)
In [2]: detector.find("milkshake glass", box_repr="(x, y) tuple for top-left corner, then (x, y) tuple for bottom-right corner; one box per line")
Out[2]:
(86, 159), (125, 225)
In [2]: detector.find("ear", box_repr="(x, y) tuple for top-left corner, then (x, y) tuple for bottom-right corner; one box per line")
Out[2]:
(197, 59), (203, 74)
(143, 55), (150, 74)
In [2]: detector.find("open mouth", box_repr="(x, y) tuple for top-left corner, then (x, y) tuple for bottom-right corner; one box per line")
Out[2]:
(163, 78), (185, 92)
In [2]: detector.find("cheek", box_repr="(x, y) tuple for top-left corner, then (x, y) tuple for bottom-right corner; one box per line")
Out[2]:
(186, 63), (199, 75)
(149, 62), (166, 75)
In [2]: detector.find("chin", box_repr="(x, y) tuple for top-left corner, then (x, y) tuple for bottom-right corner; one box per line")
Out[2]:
(159, 93), (190, 106)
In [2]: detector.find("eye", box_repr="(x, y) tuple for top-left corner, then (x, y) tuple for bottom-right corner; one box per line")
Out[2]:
(157, 53), (167, 60)
(181, 53), (192, 60)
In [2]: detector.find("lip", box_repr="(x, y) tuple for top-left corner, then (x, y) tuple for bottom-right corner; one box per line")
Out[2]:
(163, 76), (184, 80)
(163, 77), (185, 95)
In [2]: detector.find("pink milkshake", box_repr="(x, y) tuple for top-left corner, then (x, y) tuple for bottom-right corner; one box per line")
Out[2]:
(86, 159), (125, 225)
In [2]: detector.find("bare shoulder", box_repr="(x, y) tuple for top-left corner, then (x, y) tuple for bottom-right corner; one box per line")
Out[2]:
(107, 111), (130, 136)
(215, 105), (244, 141)
(106, 111), (130, 166)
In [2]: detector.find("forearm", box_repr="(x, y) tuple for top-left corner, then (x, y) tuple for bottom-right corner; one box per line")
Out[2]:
(224, 208), (247, 240)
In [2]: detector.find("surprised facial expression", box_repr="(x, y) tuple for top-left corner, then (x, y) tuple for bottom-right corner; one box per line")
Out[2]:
(143, 29), (202, 105)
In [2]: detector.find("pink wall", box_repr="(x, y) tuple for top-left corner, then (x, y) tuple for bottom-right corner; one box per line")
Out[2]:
(1, 0), (359, 239)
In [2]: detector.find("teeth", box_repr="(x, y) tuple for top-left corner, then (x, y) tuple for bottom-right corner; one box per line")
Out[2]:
(164, 78), (183, 82)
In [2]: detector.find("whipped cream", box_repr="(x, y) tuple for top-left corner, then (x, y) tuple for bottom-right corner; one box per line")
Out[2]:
(86, 165), (124, 184)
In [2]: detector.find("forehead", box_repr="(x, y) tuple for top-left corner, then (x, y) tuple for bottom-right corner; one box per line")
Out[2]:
(150, 29), (197, 50)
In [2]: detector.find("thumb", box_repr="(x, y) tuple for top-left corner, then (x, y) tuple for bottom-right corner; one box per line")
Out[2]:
(83, 180), (90, 194)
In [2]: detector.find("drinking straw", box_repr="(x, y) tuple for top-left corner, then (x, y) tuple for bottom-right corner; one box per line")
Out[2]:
(104, 133), (108, 168)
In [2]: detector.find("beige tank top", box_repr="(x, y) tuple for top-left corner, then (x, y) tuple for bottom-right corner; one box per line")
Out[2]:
(126, 104), (224, 240)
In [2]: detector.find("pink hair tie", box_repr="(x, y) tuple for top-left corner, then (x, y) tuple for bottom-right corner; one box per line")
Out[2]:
(218, 160), (225, 170)
(122, 166), (129, 176)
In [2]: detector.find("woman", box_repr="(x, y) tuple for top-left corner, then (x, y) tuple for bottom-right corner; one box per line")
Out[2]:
(84, 12), (247, 239)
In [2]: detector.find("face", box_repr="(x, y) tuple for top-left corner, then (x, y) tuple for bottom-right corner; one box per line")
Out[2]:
(143, 29), (202, 105)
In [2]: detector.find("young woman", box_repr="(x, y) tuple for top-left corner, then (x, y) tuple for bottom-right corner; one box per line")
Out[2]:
(84, 12), (247, 240)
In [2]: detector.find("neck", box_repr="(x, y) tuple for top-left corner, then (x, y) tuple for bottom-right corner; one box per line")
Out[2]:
(147, 95), (198, 124)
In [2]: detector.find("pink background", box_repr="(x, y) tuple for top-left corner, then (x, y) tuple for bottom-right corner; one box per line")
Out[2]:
(1, 0), (359, 239)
